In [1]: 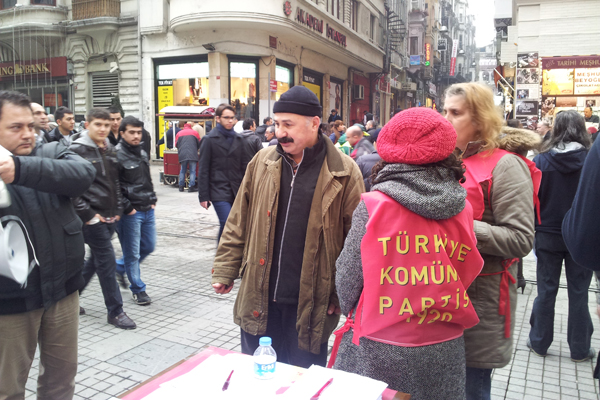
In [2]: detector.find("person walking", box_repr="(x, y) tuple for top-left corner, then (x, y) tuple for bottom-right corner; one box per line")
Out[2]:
(198, 104), (249, 240)
(332, 107), (484, 399)
(239, 118), (262, 161)
(115, 116), (157, 306)
(346, 125), (375, 160)
(527, 110), (594, 362)
(255, 116), (272, 142)
(210, 86), (364, 367)
(0, 91), (95, 400)
(175, 123), (201, 192)
(70, 108), (136, 329)
(444, 82), (537, 400)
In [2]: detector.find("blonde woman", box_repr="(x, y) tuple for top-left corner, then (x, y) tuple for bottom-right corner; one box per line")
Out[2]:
(443, 83), (539, 400)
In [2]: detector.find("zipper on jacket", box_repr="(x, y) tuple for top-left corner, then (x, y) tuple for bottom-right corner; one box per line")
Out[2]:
(307, 227), (323, 336)
(273, 151), (303, 302)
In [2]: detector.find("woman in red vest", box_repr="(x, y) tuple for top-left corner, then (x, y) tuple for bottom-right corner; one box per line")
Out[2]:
(444, 83), (537, 400)
(332, 107), (484, 399)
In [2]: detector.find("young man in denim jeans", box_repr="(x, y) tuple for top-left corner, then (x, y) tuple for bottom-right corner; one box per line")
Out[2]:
(115, 116), (157, 305)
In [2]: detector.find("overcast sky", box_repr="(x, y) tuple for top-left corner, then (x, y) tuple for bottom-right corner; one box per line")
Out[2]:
(469, 0), (496, 47)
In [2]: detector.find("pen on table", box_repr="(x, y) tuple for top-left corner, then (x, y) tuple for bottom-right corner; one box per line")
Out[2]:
(222, 369), (234, 391)
(310, 377), (333, 400)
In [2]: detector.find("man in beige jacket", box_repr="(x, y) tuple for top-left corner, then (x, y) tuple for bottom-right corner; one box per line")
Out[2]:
(211, 86), (364, 367)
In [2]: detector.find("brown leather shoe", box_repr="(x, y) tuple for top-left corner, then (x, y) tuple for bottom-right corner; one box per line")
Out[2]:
(108, 312), (136, 330)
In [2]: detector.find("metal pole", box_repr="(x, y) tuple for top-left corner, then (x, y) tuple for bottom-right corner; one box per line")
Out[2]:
(268, 71), (271, 119)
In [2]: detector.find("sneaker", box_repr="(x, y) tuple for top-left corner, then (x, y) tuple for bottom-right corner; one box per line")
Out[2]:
(107, 312), (136, 329)
(79, 306), (86, 315)
(116, 272), (128, 289)
(527, 339), (547, 357)
(188, 187), (198, 193)
(571, 348), (596, 363)
(132, 291), (152, 305)
(179, 186), (184, 192)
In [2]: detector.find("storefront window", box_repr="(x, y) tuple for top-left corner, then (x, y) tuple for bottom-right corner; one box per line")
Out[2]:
(230, 61), (257, 120)
(157, 62), (209, 107)
(13, 82), (70, 116)
(329, 79), (343, 117)
(276, 65), (292, 100)
(302, 69), (322, 105)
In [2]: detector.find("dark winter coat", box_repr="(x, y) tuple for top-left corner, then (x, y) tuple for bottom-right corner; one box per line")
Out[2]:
(69, 132), (124, 222)
(45, 127), (76, 146)
(116, 140), (157, 215)
(175, 127), (201, 163)
(534, 143), (587, 235)
(351, 137), (375, 160)
(240, 130), (262, 163)
(0, 142), (95, 314)
(255, 124), (269, 142)
(197, 124), (249, 204)
(563, 138), (600, 270)
(157, 127), (179, 149)
(356, 151), (381, 191)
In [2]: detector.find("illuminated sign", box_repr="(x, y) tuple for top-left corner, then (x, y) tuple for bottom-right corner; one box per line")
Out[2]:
(425, 43), (431, 66)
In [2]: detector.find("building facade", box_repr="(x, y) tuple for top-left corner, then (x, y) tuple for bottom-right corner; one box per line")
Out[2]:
(0, 0), (139, 119)
(140, 0), (388, 151)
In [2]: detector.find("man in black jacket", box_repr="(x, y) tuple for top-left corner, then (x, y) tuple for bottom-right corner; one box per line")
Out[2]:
(45, 106), (75, 145)
(108, 106), (123, 146)
(240, 118), (262, 162)
(0, 91), (95, 399)
(70, 108), (136, 329)
(115, 116), (157, 305)
(255, 116), (272, 142)
(198, 104), (249, 240)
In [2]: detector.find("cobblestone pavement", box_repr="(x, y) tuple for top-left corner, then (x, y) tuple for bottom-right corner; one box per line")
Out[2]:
(23, 165), (600, 399)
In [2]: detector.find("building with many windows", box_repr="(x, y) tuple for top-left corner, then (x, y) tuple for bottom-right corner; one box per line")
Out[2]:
(139, 0), (389, 149)
(0, 0), (139, 119)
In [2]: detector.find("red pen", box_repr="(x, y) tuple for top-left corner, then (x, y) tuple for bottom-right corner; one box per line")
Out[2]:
(310, 377), (333, 400)
(222, 369), (234, 391)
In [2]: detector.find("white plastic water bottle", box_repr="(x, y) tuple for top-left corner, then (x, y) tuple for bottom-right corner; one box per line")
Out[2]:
(253, 336), (277, 379)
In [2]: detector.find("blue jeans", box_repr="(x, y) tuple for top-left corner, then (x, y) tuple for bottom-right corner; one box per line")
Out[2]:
(212, 201), (232, 241)
(529, 231), (593, 359)
(465, 367), (491, 400)
(179, 161), (197, 188)
(116, 209), (156, 294)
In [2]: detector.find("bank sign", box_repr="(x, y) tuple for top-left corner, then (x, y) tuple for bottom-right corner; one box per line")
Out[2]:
(0, 57), (68, 81)
(289, 4), (347, 48)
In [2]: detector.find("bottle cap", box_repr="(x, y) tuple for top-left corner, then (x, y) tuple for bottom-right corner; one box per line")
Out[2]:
(259, 336), (272, 346)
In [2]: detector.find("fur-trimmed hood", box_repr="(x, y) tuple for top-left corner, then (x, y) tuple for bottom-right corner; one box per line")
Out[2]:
(497, 126), (542, 156)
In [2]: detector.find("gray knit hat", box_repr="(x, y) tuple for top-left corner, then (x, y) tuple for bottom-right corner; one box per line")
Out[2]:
(273, 86), (322, 118)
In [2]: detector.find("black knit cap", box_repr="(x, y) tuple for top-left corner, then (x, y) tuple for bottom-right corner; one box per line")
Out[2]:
(273, 85), (322, 118)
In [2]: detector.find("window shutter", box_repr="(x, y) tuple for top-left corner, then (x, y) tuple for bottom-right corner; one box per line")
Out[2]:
(91, 73), (119, 108)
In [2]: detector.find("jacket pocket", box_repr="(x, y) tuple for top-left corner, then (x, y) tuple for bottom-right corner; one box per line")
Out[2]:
(63, 217), (85, 273)
(239, 261), (248, 279)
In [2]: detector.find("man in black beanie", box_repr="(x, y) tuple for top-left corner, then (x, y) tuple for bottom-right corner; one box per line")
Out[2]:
(211, 86), (364, 367)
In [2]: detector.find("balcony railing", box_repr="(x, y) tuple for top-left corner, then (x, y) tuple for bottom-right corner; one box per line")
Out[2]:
(72, 0), (120, 21)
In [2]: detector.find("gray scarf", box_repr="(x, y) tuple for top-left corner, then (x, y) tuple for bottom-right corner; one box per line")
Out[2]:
(371, 163), (466, 220)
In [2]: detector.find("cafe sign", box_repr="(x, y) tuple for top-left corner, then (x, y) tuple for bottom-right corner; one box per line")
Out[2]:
(291, 5), (347, 48)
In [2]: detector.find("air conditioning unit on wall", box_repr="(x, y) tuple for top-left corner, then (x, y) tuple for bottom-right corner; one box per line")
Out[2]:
(353, 84), (365, 100)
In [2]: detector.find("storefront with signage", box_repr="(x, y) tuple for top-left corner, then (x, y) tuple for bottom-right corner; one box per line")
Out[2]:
(541, 55), (600, 124)
(302, 69), (323, 105)
(0, 57), (72, 115)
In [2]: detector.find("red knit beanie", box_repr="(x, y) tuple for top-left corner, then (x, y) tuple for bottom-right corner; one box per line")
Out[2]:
(377, 107), (457, 165)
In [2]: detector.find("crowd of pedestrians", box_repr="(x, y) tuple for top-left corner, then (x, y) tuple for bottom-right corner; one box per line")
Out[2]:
(1, 80), (600, 399)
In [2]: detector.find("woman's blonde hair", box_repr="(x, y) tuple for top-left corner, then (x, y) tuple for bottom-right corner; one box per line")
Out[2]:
(444, 83), (503, 151)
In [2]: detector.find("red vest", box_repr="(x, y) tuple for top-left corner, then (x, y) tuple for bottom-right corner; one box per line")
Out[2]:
(460, 148), (541, 338)
(462, 148), (541, 223)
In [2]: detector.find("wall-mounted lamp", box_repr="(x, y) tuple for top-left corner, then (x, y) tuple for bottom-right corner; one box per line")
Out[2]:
(202, 44), (216, 51)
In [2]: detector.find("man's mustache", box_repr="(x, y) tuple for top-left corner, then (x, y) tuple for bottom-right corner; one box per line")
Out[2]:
(278, 136), (294, 144)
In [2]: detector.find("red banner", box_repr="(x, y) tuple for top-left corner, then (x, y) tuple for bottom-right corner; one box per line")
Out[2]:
(450, 57), (457, 76)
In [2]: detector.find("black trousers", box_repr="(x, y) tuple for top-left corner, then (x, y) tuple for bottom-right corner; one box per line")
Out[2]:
(240, 301), (328, 368)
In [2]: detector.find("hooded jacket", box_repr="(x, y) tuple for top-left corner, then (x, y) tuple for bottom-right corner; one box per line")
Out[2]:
(69, 132), (123, 222)
(239, 129), (262, 163)
(462, 126), (538, 369)
(211, 135), (364, 354)
(534, 143), (587, 235)
(0, 142), (95, 314)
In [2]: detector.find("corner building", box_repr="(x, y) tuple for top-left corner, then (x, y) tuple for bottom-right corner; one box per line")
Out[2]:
(140, 0), (386, 147)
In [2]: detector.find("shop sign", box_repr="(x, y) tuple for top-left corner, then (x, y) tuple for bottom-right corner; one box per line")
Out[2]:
(409, 55), (421, 66)
(425, 44), (431, 66)
(303, 74), (316, 84)
(291, 6), (346, 47)
(574, 68), (600, 95)
(428, 82), (436, 95)
(543, 56), (600, 70)
(270, 79), (278, 92)
(438, 39), (447, 51)
(400, 82), (417, 91)
(158, 80), (172, 86)
(326, 24), (347, 47)
(283, 1), (292, 16)
(296, 8), (323, 34)
(516, 100), (539, 116)
(0, 57), (67, 80)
